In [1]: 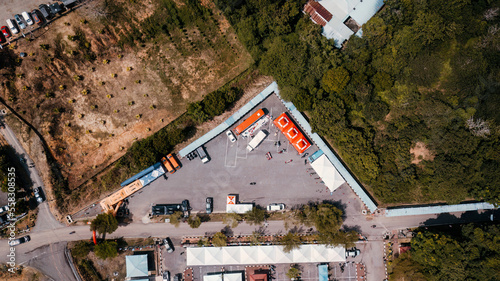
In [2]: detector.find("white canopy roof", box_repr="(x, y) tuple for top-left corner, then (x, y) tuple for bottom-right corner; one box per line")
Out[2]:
(204, 273), (243, 281)
(126, 254), (148, 278)
(187, 245), (345, 266)
(310, 154), (346, 192)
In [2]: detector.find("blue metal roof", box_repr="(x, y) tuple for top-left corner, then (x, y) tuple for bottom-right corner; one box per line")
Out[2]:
(318, 264), (328, 281)
(385, 202), (498, 217)
(179, 82), (278, 158)
(277, 94), (378, 213)
(126, 254), (148, 278)
(139, 164), (165, 187)
(309, 149), (324, 163)
(121, 162), (163, 187)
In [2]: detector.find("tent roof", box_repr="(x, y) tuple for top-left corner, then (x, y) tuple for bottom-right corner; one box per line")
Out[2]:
(310, 154), (345, 192)
(204, 275), (223, 281)
(187, 245), (345, 266)
(126, 255), (148, 278)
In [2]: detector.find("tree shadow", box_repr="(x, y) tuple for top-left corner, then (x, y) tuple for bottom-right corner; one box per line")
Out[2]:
(221, 225), (233, 236)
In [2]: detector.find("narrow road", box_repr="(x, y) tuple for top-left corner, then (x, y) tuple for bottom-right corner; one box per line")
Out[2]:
(0, 114), (64, 232)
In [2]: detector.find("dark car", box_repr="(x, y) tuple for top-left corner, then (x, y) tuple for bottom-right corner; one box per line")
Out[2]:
(163, 237), (174, 253)
(152, 204), (182, 216)
(39, 4), (52, 19)
(0, 33), (5, 44)
(206, 197), (213, 214)
(1, 26), (11, 38)
(31, 10), (43, 25)
(163, 271), (171, 281)
(49, 3), (63, 15)
(9, 235), (30, 246)
(181, 200), (190, 218)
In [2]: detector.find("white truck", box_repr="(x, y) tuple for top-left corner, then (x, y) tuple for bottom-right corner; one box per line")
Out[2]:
(196, 146), (210, 163)
(246, 130), (268, 151)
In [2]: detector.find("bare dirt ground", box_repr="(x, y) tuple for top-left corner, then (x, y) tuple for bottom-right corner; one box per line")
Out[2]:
(410, 141), (435, 164)
(0, 265), (51, 281)
(0, 0), (252, 216)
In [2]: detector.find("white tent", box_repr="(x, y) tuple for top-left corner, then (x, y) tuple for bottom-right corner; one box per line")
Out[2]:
(204, 275), (223, 281)
(310, 154), (346, 192)
(187, 245), (345, 266)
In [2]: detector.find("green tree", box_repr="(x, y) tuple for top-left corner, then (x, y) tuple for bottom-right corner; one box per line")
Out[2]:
(187, 215), (202, 228)
(187, 102), (208, 123)
(223, 213), (242, 228)
(321, 67), (350, 93)
(94, 240), (118, 260)
(245, 207), (267, 225)
(90, 213), (118, 238)
(212, 232), (227, 247)
(169, 211), (184, 227)
(286, 266), (301, 280)
(281, 232), (302, 253)
(71, 241), (92, 259)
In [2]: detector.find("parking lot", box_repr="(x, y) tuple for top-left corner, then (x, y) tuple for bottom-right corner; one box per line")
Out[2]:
(122, 94), (362, 223)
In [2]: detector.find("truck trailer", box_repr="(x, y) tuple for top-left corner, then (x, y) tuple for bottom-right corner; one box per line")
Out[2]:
(246, 130), (268, 151)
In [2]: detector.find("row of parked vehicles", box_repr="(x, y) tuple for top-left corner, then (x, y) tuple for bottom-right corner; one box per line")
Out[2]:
(1, 3), (64, 42)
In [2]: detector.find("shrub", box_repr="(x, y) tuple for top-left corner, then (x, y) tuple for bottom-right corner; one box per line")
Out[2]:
(73, 75), (81, 81)
(59, 85), (65, 90)
(102, 59), (109, 64)
(40, 44), (49, 50)
(99, 81), (105, 86)
(111, 73), (117, 78)
(117, 54), (122, 58)
(135, 80), (141, 84)
(106, 94), (112, 98)
(136, 114), (141, 119)
(126, 67), (132, 71)
(81, 89), (89, 95)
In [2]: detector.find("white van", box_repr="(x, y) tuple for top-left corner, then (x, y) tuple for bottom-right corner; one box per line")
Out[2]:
(267, 203), (285, 211)
(6, 19), (19, 34)
(22, 12), (34, 26)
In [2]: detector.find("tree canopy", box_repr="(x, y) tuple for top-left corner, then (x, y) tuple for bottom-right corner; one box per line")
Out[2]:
(90, 213), (118, 237)
(215, 0), (500, 205)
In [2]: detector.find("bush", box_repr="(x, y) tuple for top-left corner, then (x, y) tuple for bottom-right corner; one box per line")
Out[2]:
(187, 216), (202, 228)
(94, 241), (118, 260)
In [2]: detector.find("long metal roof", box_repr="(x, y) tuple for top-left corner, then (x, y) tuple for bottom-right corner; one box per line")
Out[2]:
(385, 202), (498, 217)
(276, 94), (378, 213)
(178, 82), (278, 158)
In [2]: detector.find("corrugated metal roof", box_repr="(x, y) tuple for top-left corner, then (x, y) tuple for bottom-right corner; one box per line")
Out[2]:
(121, 162), (163, 187)
(349, 0), (384, 25)
(276, 94), (378, 213)
(139, 164), (165, 187)
(179, 82), (278, 158)
(385, 202), (498, 217)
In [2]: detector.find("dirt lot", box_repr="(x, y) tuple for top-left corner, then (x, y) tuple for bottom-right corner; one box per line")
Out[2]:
(0, 0), (252, 210)
(0, 265), (51, 281)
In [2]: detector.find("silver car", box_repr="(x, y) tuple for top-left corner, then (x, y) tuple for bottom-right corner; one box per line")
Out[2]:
(14, 14), (26, 29)
(226, 130), (236, 142)
(34, 187), (43, 203)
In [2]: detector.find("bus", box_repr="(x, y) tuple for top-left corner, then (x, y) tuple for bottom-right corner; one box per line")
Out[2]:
(161, 157), (175, 174)
(167, 154), (180, 170)
(234, 109), (265, 135)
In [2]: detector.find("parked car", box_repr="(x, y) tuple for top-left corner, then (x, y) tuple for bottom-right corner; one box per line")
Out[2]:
(34, 187), (44, 203)
(181, 200), (190, 218)
(163, 237), (174, 253)
(39, 4), (52, 20)
(1, 26), (11, 38)
(49, 3), (63, 15)
(14, 14), (26, 29)
(345, 248), (360, 258)
(226, 130), (236, 142)
(206, 197), (213, 214)
(9, 235), (30, 246)
(22, 12), (34, 26)
(163, 271), (171, 281)
(6, 19), (19, 34)
(267, 203), (285, 211)
(0, 33), (5, 44)
(0, 205), (9, 214)
(31, 10), (43, 25)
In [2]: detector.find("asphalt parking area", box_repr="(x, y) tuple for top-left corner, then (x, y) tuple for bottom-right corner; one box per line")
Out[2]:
(330, 262), (357, 280)
(124, 94), (354, 221)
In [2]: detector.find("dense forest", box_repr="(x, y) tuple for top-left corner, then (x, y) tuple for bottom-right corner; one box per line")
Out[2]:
(215, 0), (500, 205)
(390, 223), (500, 280)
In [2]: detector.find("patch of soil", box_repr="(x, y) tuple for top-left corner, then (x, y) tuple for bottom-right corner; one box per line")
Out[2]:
(410, 141), (435, 164)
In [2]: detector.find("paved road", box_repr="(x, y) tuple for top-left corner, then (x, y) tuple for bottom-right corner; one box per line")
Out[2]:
(23, 242), (77, 281)
(0, 114), (63, 232)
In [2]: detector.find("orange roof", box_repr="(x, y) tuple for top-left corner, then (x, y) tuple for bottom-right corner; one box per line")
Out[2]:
(249, 274), (268, 281)
(274, 113), (311, 154)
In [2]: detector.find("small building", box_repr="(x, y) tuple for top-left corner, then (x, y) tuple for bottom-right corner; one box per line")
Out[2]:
(126, 254), (149, 280)
(304, 0), (385, 48)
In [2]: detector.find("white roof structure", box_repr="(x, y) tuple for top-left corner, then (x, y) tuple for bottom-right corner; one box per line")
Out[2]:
(310, 154), (346, 192)
(204, 273), (243, 281)
(187, 245), (345, 266)
(310, 0), (384, 47)
(126, 254), (148, 278)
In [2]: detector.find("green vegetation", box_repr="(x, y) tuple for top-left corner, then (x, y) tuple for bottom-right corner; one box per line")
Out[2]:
(286, 265), (301, 280)
(212, 232), (228, 247)
(245, 207), (267, 225)
(281, 232), (302, 253)
(187, 215), (202, 228)
(390, 224), (500, 281)
(216, 0), (500, 205)
(90, 213), (118, 238)
(94, 241), (118, 260)
(187, 87), (242, 123)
